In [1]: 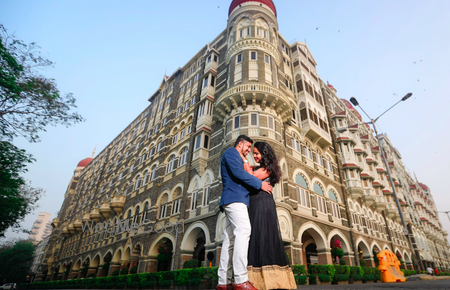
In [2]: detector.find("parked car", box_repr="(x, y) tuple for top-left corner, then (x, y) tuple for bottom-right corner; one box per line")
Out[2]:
(1, 283), (17, 290)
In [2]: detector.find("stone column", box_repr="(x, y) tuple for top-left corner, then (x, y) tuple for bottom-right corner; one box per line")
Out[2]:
(364, 258), (376, 267)
(108, 263), (121, 276)
(147, 257), (158, 273)
(96, 265), (106, 277)
(343, 255), (354, 266)
(86, 267), (97, 277)
(180, 250), (194, 266)
(292, 242), (303, 266)
(318, 249), (333, 265)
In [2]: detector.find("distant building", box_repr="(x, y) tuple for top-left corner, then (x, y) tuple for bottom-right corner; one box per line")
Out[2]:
(30, 235), (50, 281)
(29, 212), (52, 242)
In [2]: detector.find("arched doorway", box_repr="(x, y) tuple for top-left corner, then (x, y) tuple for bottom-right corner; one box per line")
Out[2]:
(156, 239), (173, 272)
(193, 232), (206, 268)
(71, 260), (81, 279)
(130, 244), (142, 273)
(372, 245), (381, 267)
(329, 233), (350, 265)
(299, 225), (329, 266)
(89, 254), (101, 277)
(356, 240), (372, 267)
(101, 252), (112, 277)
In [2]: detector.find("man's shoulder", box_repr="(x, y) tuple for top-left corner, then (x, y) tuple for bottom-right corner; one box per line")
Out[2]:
(223, 147), (237, 158)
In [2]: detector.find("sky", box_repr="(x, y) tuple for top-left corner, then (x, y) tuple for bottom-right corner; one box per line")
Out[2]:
(1, 0), (450, 243)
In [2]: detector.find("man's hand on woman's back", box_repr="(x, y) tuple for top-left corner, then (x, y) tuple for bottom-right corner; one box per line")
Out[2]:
(261, 181), (273, 194)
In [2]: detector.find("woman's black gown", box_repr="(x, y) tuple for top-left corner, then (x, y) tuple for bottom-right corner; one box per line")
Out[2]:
(247, 168), (296, 290)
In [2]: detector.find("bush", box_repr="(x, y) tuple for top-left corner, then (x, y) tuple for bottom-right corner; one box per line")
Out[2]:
(309, 275), (317, 284)
(159, 280), (172, 288)
(363, 274), (375, 282)
(421, 271), (428, 274)
(333, 274), (349, 282)
(294, 275), (307, 285)
(87, 273), (96, 278)
(130, 265), (138, 274)
(340, 258), (346, 265)
(127, 281), (140, 289)
(334, 265), (350, 276)
(351, 274), (363, 281)
(190, 278), (202, 286)
(205, 267), (219, 282)
(362, 266), (373, 275)
(183, 259), (199, 269)
(141, 281), (155, 289)
(291, 265), (307, 275)
(374, 273), (381, 281)
(112, 269), (120, 276)
(120, 266), (129, 275)
(318, 274), (331, 282)
(308, 264), (336, 276)
(350, 266), (364, 276)
(359, 259), (366, 267)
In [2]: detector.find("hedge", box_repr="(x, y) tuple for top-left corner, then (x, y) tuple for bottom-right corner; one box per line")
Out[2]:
(294, 275), (307, 285)
(363, 274), (376, 282)
(318, 274), (331, 282)
(308, 264), (336, 276)
(351, 274), (363, 281)
(350, 266), (364, 276)
(291, 265), (307, 275)
(401, 269), (416, 276)
(333, 274), (349, 282)
(334, 265), (350, 276)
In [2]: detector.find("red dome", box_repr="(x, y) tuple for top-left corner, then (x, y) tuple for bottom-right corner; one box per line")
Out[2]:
(229, 0), (277, 16)
(327, 84), (334, 88)
(77, 157), (93, 168)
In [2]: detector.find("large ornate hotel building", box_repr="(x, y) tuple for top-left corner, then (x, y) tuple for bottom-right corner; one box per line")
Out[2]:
(36, 0), (450, 281)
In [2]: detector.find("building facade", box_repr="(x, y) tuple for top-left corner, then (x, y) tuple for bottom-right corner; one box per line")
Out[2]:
(36, 0), (450, 281)
(29, 212), (52, 242)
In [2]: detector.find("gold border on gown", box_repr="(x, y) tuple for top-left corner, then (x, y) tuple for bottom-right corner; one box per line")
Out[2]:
(247, 265), (297, 290)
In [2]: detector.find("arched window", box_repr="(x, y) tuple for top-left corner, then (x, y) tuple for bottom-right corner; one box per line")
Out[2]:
(142, 202), (150, 223)
(166, 155), (176, 174)
(123, 184), (131, 195)
(314, 183), (327, 214)
(142, 171), (149, 186)
(133, 206), (141, 224)
(179, 148), (188, 166)
(141, 151), (147, 164)
(237, 18), (251, 39)
(295, 174), (310, 208)
(158, 194), (169, 219)
(134, 176), (141, 190)
(150, 164), (158, 181)
(328, 190), (340, 219)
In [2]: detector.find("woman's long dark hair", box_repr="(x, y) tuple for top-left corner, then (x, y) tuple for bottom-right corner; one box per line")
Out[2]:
(254, 142), (281, 185)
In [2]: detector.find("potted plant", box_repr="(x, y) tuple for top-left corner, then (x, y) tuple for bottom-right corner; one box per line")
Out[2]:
(330, 239), (344, 264)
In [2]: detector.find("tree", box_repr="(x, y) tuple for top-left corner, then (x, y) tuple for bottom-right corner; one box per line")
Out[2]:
(0, 239), (35, 283)
(0, 141), (43, 237)
(0, 24), (84, 143)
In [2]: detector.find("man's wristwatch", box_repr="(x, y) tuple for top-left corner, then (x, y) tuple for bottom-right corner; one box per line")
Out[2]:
(243, 160), (248, 163)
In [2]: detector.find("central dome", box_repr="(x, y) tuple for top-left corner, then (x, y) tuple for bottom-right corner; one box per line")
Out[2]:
(229, 0), (277, 16)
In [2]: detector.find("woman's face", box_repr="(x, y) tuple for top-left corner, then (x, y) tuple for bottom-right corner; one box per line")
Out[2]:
(253, 147), (262, 163)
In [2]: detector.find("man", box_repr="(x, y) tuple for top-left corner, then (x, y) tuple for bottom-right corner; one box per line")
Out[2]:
(217, 135), (272, 290)
(427, 265), (433, 275)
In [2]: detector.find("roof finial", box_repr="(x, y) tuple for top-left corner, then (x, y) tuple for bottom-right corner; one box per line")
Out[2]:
(91, 147), (96, 158)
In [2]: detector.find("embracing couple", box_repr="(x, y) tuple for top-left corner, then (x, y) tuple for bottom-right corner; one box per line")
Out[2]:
(217, 135), (296, 290)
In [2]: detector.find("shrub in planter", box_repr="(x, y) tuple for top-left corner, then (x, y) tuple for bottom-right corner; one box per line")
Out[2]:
(294, 275), (307, 285)
(309, 275), (317, 284)
(130, 265), (138, 274)
(333, 274), (349, 282)
(334, 265), (350, 275)
(159, 280), (172, 288)
(205, 267), (219, 282)
(363, 274), (375, 282)
(128, 281), (140, 289)
(340, 258), (346, 265)
(350, 266), (364, 276)
(120, 266), (129, 275)
(374, 274), (381, 281)
(112, 269), (120, 276)
(183, 259), (199, 269)
(318, 274), (331, 282)
(116, 282), (126, 289)
(190, 278), (202, 286)
(291, 265), (307, 275)
(141, 281), (155, 289)
(351, 274), (363, 281)
(362, 266), (373, 275)
(359, 259), (366, 267)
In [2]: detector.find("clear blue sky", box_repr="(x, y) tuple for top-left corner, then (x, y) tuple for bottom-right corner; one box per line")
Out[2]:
(2, 0), (450, 242)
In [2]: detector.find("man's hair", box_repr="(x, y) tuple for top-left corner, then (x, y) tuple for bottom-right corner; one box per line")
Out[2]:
(234, 135), (253, 147)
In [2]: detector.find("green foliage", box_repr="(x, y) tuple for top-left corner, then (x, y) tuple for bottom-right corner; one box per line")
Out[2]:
(129, 265), (138, 274)
(174, 268), (205, 286)
(0, 239), (36, 283)
(308, 264), (336, 276)
(309, 275), (317, 284)
(205, 267), (219, 282)
(87, 273), (96, 278)
(351, 274), (363, 281)
(190, 278), (202, 286)
(362, 266), (373, 275)
(333, 274), (349, 282)
(334, 265), (350, 275)
(294, 275), (307, 285)
(339, 258), (346, 265)
(359, 259), (366, 267)
(374, 273), (381, 281)
(120, 266), (129, 275)
(331, 248), (344, 258)
(363, 274), (375, 282)
(291, 265), (307, 275)
(318, 274), (331, 282)
(401, 269), (416, 276)
(159, 280), (172, 288)
(0, 25), (85, 143)
(183, 259), (199, 269)
(112, 269), (120, 276)
(421, 271), (428, 274)
(127, 281), (140, 289)
(141, 281), (155, 289)
(350, 266), (364, 276)
(0, 142), (44, 237)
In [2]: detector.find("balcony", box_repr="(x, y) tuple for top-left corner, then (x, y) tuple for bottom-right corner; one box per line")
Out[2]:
(204, 56), (219, 75)
(346, 179), (363, 199)
(90, 208), (102, 223)
(362, 190), (376, 207)
(300, 118), (331, 148)
(215, 83), (292, 123)
(196, 114), (213, 131)
(73, 219), (82, 232)
(62, 226), (71, 238)
(200, 84), (216, 100)
(51, 218), (59, 228)
(385, 203), (397, 218)
(110, 195), (126, 216)
(100, 202), (112, 219)
(68, 223), (77, 235)
(374, 196), (387, 211)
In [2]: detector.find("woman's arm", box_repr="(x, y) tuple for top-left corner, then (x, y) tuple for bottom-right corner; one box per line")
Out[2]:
(242, 159), (270, 181)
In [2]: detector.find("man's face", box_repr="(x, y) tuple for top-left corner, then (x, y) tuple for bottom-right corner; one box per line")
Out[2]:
(240, 141), (252, 156)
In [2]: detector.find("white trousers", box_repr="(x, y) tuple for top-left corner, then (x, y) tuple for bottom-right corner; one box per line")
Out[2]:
(218, 202), (251, 285)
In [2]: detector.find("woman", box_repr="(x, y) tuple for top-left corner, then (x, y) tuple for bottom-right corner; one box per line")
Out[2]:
(242, 142), (296, 290)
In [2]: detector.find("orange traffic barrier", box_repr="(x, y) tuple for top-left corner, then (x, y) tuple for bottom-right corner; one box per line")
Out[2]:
(377, 249), (406, 283)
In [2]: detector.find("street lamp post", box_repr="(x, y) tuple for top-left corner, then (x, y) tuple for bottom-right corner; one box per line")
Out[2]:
(339, 93), (420, 270)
